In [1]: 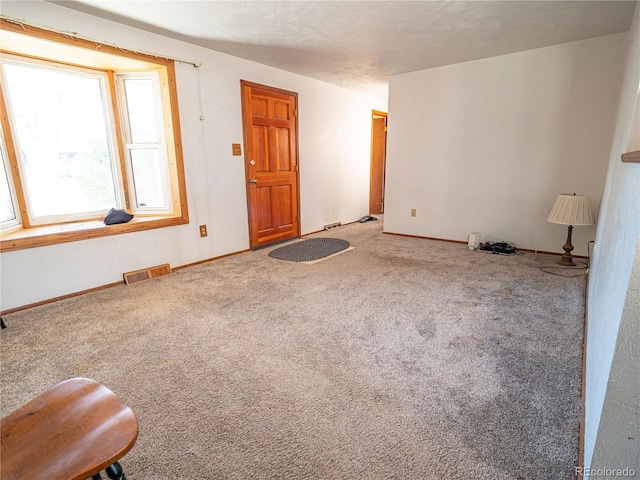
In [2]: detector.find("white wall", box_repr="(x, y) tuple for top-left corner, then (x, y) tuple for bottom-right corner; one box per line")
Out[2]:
(0, 1), (386, 311)
(586, 1), (640, 470)
(591, 234), (640, 472)
(384, 34), (627, 255)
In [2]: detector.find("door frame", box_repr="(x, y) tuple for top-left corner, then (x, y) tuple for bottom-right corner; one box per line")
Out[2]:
(370, 110), (388, 215)
(240, 80), (301, 249)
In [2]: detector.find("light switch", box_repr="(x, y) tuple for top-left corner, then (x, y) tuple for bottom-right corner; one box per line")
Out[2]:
(232, 144), (242, 156)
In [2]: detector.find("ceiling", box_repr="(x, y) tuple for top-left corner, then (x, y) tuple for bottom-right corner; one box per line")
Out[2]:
(52, 1), (637, 99)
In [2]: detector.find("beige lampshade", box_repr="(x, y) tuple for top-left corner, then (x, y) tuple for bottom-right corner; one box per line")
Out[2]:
(547, 194), (595, 226)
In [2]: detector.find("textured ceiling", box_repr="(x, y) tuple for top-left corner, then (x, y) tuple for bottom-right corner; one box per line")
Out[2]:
(52, 1), (637, 99)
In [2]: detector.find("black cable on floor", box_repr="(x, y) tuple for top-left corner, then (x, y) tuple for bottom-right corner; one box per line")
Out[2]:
(539, 261), (588, 277)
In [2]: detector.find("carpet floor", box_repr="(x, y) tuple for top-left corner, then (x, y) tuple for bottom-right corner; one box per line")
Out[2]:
(0, 221), (585, 479)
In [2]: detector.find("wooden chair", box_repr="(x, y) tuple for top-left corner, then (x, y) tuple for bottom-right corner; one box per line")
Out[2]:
(1, 378), (138, 480)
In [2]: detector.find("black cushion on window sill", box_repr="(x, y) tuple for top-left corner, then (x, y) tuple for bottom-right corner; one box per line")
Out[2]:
(104, 208), (134, 225)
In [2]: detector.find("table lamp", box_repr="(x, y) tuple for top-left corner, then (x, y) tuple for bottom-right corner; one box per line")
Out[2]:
(547, 193), (595, 266)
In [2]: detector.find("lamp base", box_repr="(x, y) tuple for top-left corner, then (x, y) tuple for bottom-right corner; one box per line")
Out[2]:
(558, 257), (576, 266)
(559, 225), (575, 266)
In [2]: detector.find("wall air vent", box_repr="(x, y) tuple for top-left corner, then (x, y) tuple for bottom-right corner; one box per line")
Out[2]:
(324, 222), (342, 231)
(123, 264), (172, 285)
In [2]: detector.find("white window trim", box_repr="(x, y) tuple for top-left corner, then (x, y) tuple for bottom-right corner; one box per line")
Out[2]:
(116, 71), (173, 214)
(0, 126), (20, 232)
(1, 53), (129, 226)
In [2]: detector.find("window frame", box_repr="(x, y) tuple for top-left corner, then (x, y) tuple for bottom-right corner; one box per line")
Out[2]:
(0, 19), (189, 253)
(116, 71), (174, 214)
(0, 120), (20, 230)
(1, 53), (127, 225)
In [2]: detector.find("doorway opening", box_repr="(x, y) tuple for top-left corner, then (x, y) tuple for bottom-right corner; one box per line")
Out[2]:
(370, 110), (388, 215)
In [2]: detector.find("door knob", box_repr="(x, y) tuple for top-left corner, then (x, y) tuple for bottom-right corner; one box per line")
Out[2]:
(250, 178), (258, 184)
(249, 160), (256, 166)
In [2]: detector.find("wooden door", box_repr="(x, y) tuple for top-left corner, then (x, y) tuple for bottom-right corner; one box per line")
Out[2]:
(241, 81), (300, 249)
(370, 111), (387, 215)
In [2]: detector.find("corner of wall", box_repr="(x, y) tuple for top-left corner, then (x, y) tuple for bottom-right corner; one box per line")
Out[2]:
(590, 233), (640, 472)
(584, 0), (640, 470)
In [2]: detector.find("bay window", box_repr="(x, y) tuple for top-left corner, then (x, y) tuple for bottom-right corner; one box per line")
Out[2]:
(0, 19), (188, 252)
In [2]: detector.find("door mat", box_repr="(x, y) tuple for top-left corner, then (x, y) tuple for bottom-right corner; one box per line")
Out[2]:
(268, 238), (350, 262)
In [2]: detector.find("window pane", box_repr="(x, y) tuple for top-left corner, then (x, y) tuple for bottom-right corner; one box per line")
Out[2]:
(123, 77), (159, 143)
(0, 147), (16, 223)
(130, 148), (164, 208)
(3, 62), (118, 219)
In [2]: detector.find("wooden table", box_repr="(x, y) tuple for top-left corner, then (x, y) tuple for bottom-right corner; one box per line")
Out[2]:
(1, 378), (138, 480)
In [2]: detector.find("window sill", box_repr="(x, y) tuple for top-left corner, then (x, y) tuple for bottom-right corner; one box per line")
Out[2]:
(621, 150), (640, 163)
(0, 215), (189, 252)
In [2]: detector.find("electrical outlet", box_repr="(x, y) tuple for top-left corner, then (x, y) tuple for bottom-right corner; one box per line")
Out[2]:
(232, 144), (242, 156)
(411, 208), (416, 217)
(199, 225), (208, 237)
